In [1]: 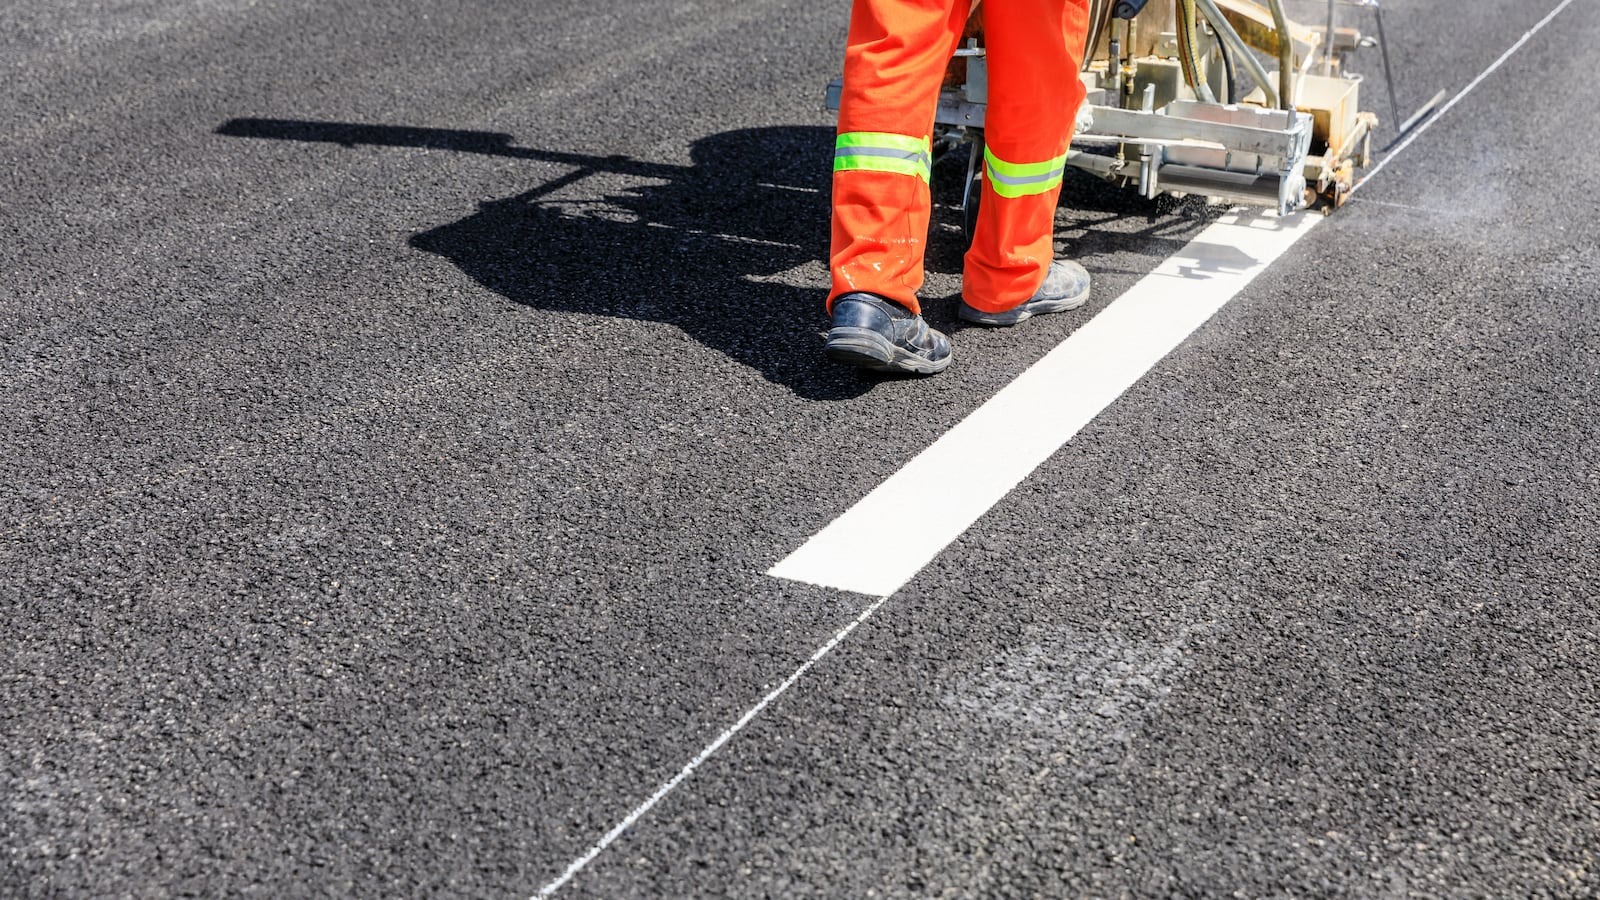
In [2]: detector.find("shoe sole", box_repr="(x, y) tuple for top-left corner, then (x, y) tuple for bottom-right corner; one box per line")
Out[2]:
(958, 286), (1091, 327)
(824, 326), (951, 375)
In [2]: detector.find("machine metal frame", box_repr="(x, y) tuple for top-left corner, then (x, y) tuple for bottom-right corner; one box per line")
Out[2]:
(826, 0), (1436, 223)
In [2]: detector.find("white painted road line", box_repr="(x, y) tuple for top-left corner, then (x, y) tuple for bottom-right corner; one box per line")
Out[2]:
(773, 0), (1581, 600)
(769, 209), (1323, 598)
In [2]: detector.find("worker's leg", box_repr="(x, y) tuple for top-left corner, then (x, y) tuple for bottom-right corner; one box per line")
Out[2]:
(962, 0), (1090, 313)
(829, 0), (971, 316)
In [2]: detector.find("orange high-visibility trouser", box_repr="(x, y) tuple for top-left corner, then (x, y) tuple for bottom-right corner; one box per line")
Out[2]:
(829, 0), (1090, 315)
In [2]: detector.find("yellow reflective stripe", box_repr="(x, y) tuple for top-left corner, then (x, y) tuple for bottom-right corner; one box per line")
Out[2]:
(983, 147), (1069, 178)
(834, 132), (932, 182)
(834, 155), (928, 179)
(836, 131), (928, 154)
(984, 146), (1067, 198)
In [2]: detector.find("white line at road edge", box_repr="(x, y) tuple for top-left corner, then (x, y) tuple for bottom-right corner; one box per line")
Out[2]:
(535, 1), (1578, 892)
(535, 597), (888, 897)
(1353, 0), (1580, 193)
(770, 208), (1320, 597)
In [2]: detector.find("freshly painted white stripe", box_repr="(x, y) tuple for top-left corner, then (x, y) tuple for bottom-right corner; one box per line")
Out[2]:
(1354, 0), (1578, 193)
(772, 0), (1580, 599)
(769, 208), (1321, 598)
(534, 596), (889, 898)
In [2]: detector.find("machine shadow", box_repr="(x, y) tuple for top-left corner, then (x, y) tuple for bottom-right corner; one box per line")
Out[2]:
(217, 118), (866, 400)
(1049, 168), (1235, 273)
(922, 150), (1225, 289)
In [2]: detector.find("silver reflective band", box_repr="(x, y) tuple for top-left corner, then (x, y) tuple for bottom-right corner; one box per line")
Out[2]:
(987, 166), (1065, 188)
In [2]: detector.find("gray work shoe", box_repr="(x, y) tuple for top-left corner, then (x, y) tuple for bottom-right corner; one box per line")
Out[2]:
(824, 292), (952, 375)
(958, 259), (1091, 326)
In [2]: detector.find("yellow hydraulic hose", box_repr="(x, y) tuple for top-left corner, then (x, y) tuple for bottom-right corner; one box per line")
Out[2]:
(1175, 0), (1217, 103)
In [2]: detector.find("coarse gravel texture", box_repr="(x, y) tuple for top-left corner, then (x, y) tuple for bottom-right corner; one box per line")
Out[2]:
(4, 0), (1597, 897)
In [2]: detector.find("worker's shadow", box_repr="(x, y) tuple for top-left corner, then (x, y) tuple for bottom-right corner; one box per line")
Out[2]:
(217, 119), (863, 400)
(215, 118), (1230, 394)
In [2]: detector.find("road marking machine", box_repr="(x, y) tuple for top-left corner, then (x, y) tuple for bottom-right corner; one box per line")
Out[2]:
(828, 0), (1441, 230)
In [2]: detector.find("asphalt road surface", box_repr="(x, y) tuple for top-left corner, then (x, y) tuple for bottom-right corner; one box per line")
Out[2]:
(4, 0), (1598, 896)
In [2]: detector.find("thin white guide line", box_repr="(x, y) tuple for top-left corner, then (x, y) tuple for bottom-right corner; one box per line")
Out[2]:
(534, 596), (889, 898)
(1353, 0), (1579, 193)
(533, 2), (1578, 892)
